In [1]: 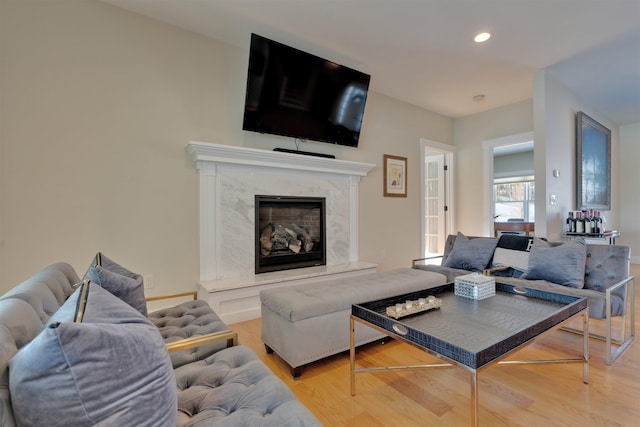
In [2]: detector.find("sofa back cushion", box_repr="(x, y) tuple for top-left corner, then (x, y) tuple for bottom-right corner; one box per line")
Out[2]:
(0, 299), (45, 427)
(0, 263), (79, 323)
(584, 245), (631, 293)
(9, 282), (176, 427)
(29, 262), (80, 304)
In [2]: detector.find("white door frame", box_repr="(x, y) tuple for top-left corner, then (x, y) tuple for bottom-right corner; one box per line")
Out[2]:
(420, 138), (455, 257)
(482, 131), (534, 236)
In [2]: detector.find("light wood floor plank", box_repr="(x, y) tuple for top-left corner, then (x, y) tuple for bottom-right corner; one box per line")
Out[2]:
(230, 264), (639, 426)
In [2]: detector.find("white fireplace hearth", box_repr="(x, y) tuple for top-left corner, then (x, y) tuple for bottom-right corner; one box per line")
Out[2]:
(186, 141), (376, 322)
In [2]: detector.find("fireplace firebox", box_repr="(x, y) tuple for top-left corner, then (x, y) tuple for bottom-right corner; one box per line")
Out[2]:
(255, 195), (326, 274)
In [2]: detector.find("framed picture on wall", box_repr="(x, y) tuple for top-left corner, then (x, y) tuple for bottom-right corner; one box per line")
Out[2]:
(576, 111), (611, 210)
(383, 154), (407, 197)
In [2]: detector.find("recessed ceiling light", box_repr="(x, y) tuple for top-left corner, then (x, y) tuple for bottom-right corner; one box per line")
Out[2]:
(474, 32), (491, 43)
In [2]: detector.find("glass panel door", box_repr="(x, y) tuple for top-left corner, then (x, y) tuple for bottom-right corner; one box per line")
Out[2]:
(424, 152), (446, 258)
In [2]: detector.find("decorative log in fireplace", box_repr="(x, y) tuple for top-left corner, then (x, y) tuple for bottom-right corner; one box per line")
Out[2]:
(255, 195), (326, 274)
(259, 223), (314, 256)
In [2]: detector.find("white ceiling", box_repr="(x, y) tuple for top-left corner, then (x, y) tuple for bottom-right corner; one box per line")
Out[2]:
(102, 0), (640, 125)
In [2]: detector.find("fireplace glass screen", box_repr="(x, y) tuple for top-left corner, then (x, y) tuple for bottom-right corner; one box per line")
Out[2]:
(255, 195), (326, 274)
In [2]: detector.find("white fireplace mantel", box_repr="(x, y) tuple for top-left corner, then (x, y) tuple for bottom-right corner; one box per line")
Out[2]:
(186, 141), (376, 323)
(186, 141), (375, 177)
(186, 141), (376, 282)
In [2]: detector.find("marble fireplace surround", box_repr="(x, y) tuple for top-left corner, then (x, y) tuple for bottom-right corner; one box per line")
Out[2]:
(186, 141), (377, 322)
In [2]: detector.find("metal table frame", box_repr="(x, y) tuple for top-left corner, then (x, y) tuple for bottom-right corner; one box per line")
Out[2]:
(350, 304), (589, 427)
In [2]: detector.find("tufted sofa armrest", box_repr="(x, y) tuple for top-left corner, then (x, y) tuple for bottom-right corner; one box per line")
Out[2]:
(584, 245), (630, 294)
(411, 255), (443, 266)
(146, 290), (198, 303)
(602, 275), (635, 364)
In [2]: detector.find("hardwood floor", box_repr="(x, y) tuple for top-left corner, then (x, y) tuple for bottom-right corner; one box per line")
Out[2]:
(229, 264), (639, 426)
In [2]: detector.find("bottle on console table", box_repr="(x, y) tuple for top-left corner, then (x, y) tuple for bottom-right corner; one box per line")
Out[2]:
(566, 211), (575, 233)
(599, 212), (606, 233)
(575, 211), (584, 234)
(584, 209), (592, 234)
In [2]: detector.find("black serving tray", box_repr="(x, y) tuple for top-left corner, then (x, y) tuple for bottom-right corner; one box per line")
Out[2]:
(352, 282), (587, 369)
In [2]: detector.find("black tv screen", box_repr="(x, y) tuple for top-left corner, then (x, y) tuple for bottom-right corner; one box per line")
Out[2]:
(243, 34), (370, 147)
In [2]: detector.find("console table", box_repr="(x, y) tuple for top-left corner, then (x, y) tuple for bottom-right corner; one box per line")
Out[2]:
(562, 230), (620, 245)
(494, 221), (535, 236)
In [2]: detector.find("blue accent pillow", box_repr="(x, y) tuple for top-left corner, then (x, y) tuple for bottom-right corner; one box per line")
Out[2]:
(96, 252), (141, 281)
(521, 238), (587, 288)
(9, 282), (177, 426)
(84, 253), (147, 316)
(84, 264), (147, 316)
(443, 233), (498, 272)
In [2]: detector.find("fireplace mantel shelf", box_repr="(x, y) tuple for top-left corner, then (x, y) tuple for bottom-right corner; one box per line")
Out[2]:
(186, 141), (375, 176)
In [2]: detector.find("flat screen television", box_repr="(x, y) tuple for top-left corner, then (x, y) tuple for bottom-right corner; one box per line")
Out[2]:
(242, 33), (370, 148)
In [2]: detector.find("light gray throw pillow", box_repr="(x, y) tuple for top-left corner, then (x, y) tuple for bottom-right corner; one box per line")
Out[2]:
(9, 282), (177, 427)
(86, 252), (144, 285)
(84, 264), (147, 316)
(521, 238), (587, 288)
(443, 232), (498, 272)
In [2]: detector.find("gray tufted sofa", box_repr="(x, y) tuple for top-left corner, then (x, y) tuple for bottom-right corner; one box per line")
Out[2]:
(412, 233), (635, 364)
(0, 262), (321, 426)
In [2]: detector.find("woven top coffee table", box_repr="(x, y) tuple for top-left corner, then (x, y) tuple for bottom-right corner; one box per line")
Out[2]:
(350, 281), (589, 427)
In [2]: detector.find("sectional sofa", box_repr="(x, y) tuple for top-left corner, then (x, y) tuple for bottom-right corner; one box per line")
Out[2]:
(412, 233), (635, 364)
(0, 257), (320, 426)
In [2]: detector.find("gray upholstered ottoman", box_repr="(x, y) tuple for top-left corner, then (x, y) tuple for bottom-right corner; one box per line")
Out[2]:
(260, 268), (447, 378)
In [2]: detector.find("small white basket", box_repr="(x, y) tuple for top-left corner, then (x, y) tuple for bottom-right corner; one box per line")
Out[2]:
(454, 273), (496, 300)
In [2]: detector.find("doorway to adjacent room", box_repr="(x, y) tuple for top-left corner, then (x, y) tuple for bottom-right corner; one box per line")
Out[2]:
(483, 131), (535, 237)
(420, 139), (455, 259)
